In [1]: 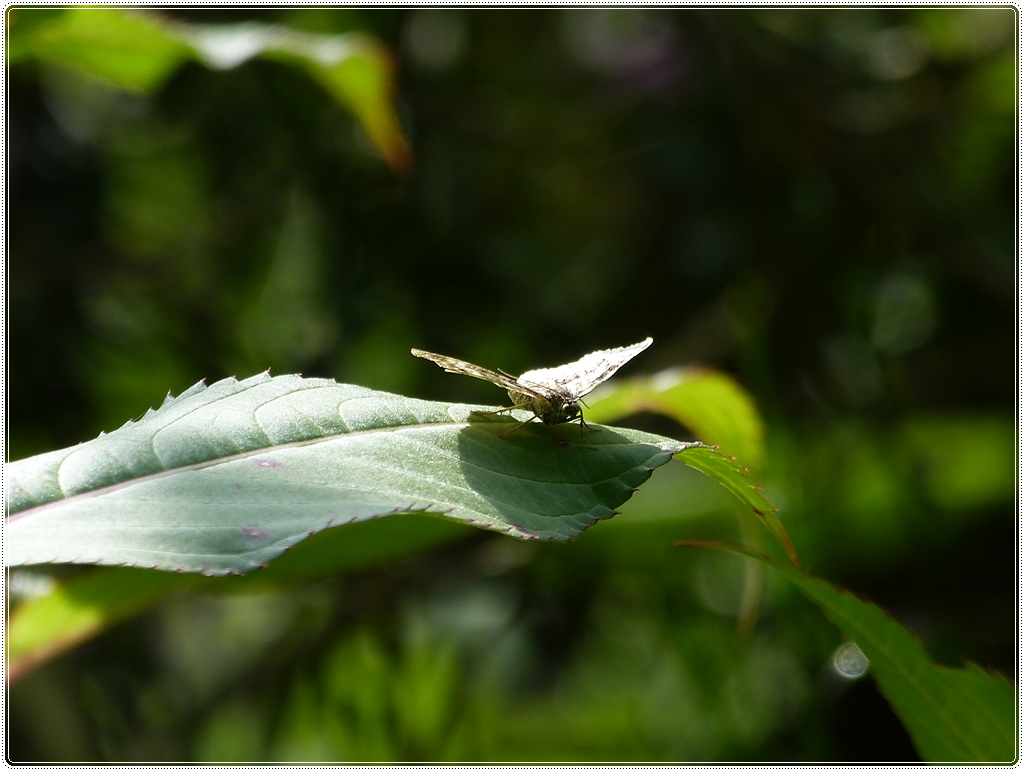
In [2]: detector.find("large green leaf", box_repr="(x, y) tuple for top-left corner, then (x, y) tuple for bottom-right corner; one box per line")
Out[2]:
(6, 373), (695, 576)
(678, 541), (1017, 763)
(6, 372), (787, 682)
(7, 8), (411, 171)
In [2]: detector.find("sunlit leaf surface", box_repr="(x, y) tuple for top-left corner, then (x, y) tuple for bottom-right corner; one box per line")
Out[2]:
(6, 373), (696, 576)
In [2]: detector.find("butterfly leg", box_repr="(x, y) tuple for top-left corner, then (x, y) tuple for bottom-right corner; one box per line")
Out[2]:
(489, 404), (528, 414)
(576, 414), (600, 449)
(498, 414), (540, 438)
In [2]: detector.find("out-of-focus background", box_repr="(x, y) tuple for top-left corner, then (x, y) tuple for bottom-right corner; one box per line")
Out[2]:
(7, 7), (1016, 762)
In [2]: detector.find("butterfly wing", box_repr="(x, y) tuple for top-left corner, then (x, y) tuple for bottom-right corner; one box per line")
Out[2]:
(411, 349), (553, 400)
(517, 337), (653, 401)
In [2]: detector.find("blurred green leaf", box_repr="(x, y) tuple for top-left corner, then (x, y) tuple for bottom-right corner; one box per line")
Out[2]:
(271, 624), (467, 761)
(301, 52), (412, 173)
(274, 631), (399, 761)
(6, 373), (694, 575)
(6, 568), (199, 683)
(586, 367), (766, 470)
(917, 7), (1014, 62)
(8, 8), (411, 171)
(6, 7), (69, 61)
(6, 516), (472, 685)
(900, 414), (1015, 512)
(9, 7), (192, 91)
(972, 50), (1016, 114)
(586, 366), (792, 562)
(680, 541), (1017, 763)
(193, 697), (270, 762)
(181, 21), (412, 171)
(675, 447), (795, 565)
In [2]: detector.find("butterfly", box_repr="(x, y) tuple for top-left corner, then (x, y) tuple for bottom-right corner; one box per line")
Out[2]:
(411, 338), (653, 433)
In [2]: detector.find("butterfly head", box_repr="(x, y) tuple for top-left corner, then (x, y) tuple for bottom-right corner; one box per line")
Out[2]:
(562, 401), (581, 422)
(534, 395), (581, 425)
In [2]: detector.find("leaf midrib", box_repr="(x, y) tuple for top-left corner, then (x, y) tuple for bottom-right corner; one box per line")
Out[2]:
(8, 419), (657, 521)
(808, 581), (988, 760)
(11, 419), (455, 519)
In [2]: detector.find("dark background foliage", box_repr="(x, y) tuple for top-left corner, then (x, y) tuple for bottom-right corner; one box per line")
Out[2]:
(8, 8), (1015, 762)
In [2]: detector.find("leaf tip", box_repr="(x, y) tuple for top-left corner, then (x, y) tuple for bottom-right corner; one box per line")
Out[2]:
(782, 547), (799, 567)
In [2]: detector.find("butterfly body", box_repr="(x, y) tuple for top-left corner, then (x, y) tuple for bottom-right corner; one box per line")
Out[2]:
(509, 389), (581, 425)
(412, 338), (652, 429)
